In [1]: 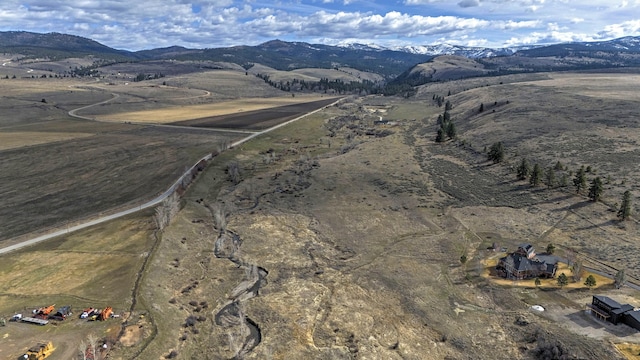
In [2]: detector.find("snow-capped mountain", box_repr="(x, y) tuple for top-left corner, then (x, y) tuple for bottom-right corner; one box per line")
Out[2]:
(336, 42), (540, 58)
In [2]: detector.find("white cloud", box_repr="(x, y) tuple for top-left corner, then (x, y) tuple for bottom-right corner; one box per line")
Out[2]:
(0, 0), (638, 49)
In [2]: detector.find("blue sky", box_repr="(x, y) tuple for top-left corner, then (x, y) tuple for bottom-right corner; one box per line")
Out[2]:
(1, 0), (639, 50)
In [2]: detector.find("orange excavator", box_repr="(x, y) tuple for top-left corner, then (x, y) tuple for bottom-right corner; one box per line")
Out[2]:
(98, 307), (112, 321)
(34, 305), (55, 319)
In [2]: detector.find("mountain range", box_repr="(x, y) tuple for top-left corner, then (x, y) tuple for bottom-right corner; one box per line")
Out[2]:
(2, 31), (640, 79)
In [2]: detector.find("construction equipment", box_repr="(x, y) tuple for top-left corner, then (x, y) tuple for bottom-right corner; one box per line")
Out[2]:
(99, 306), (113, 321)
(80, 307), (94, 319)
(21, 317), (48, 326)
(34, 305), (55, 319)
(49, 305), (71, 321)
(23, 341), (55, 360)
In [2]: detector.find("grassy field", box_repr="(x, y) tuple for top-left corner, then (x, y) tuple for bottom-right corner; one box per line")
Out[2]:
(91, 95), (337, 124)
(247, 63), (384, 83)
(128, 90), (634, 359)
(5, 68), (640, 360)
(0, 75), (336, 242)
(0, 212), (155, 360)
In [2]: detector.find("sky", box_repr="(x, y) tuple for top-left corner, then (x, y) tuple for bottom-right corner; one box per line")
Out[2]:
(1, 0), (639, 51)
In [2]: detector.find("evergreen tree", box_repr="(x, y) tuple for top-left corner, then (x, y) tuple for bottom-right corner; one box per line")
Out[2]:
(557, 273), (569, 288)
(530, 163), (543, 187)
(516, 158), (530, 180)
(435, 128), (445, 143)
(584, 275), (596, 289)
(487, 142), (504, 164)
(573, 165), (587, 193)
(618, 190), (632, 220)
(545, 167), (555, 188)
(560, 173), (569, 187)
(443, 110), (451, 122)
(479, 103), (484, 113)
(554, 161), (564, 171)
(445, 100), (452, 110)
(588, 177), (603, 201)
(446, 122), (457, 139)
(534, 277), (541, 287)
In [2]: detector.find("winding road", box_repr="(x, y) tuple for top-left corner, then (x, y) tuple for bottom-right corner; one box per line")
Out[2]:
(0, 92), (343, 255)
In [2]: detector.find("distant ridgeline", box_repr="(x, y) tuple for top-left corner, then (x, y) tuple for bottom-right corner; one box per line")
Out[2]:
(3, 31), (640, 95)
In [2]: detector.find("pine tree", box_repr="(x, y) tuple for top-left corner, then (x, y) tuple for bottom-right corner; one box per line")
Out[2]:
(554, 161), (564, 171)
(516, 158), (530, 180)
(545, 167), (555, 188)
(445, 100), (452, 110)
(487, 142), (504, 164)
(435, 128), (445, 143)
(588, 177), (603, 201)
(446, 122), (457, 139)
(573, 166), (587, 193)
(618, 190), (632, 220)
(479, 103), (484, 113)
(530, 163), (543, 187)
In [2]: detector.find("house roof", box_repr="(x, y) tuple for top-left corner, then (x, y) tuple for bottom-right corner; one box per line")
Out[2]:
(501, 253), (555, 273)
(536, 254), (558, 265)
(613, 304), (634, 315)
(594, 295), (622, 309)
(626, 311), (640, 323)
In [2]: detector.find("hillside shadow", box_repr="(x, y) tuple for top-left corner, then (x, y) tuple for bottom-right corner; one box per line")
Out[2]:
(552, 200), (592, 212)
(575, 219), (618, 231)
(539, 194), (574, 205)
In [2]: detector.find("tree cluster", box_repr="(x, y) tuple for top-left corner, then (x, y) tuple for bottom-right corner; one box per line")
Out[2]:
(511, 160), (632, 219)
(435, 109), (456, 142)
(134, 72), (165, 82)
(255, 73), (377, 94)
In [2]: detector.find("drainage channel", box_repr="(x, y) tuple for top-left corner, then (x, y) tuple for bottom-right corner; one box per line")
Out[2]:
(213, 229), (268, 359)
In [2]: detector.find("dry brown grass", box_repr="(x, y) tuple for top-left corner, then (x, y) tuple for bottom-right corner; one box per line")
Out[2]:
(0, 131), (94, 150)
(616, 342), (640, 359)
(0, 214), (154, 360)
(248, 63), (383, 83)
(520, 73), (640, 101)
(0, 78), (83, 96)
(95, 95), (337, 123)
